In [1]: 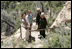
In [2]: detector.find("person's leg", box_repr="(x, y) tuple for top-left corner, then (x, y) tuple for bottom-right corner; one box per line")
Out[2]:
(40, 31), (43, 38)
(29, 28), (31, 42)
(26, 30), (29, 41)
(42, 30), (45, 38)
(38, 23), (41, 36)
(39, 31), (43, 39)
(29, 31), (31, 42)
(40, 31), (41, 36)
(40, 30), (45, 38)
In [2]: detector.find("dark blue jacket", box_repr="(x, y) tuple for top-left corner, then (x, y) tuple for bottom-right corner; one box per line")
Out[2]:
(38, 17), (47, 29)
(36, 12), (41, 25)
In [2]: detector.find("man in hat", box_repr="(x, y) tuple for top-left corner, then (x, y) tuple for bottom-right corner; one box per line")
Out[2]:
(36, 8), (41, 27)
(36, 8), (41, 36)
(38, 12), (47, 38)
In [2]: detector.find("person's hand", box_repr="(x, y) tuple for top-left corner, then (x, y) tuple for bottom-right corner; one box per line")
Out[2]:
(28, 26), (31, 29)
(25, 26), (27, 28)
(37, 27), (39, 30)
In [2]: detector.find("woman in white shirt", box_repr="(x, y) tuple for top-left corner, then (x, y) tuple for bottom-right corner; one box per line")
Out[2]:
(21, 14), (28, 28)
(21, 13), (30, 41)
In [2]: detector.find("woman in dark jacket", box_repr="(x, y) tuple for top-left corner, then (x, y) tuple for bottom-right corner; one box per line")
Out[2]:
(38, 12), (47, 38)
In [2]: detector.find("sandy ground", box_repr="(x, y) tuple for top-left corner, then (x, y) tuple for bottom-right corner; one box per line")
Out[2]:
(1, 22), (43, 48)
(14, 22), (43, 48)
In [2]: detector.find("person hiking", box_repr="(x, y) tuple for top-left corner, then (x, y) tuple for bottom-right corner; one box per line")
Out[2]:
(21, 13), (30, 41)
(36, 8), (41, 26)
(21, 13), (28, 28)
(36, 8), (41, 36)
(38, 12), (47, 39)
(25, 10), (33, 42)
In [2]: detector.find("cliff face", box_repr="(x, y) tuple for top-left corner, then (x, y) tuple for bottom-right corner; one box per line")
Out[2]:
(50, 1), (71, 28)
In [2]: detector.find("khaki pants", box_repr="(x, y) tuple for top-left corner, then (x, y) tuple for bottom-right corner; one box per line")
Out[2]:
(26, 30), (30, 41)
(21, 23), (31, 41)
(26, 28), (31, 41)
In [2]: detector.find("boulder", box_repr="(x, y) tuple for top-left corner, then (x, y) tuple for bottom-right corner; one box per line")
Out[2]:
(1, 11), (17, 36)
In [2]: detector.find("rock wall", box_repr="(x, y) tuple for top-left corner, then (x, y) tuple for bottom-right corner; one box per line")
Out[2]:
(50, 1), (71, 28)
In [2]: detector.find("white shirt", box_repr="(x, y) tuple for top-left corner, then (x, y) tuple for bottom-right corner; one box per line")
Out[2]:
(21, 18), (29, 27)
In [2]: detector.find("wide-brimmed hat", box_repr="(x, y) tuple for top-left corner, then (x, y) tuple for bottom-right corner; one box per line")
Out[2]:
(41, 12), (45, 16)
(37, 8), (40, 11)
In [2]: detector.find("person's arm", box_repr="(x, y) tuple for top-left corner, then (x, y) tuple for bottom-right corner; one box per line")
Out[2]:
(22, 19), (28, 28)
(28, 22), (32, 29)
(30, 15), (33, 29)
(30, 24), (32, 28)
(46, 19), (47, 25)
(36, 13), (38, 25)
(45, 18), (48, 27)
(22, 21), (27, 28)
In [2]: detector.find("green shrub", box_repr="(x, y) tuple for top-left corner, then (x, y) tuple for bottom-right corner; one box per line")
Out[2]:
(47, 17), (56, 27)
(51, 17), (56, 22)
(41, 23), (71, 48)
(1, 42), (3, 46)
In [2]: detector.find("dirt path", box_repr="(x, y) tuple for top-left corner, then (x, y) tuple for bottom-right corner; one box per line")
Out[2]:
(22, 22), (43, 48)
(1, 22), (43, 48)
(13, 22), (43, 48)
